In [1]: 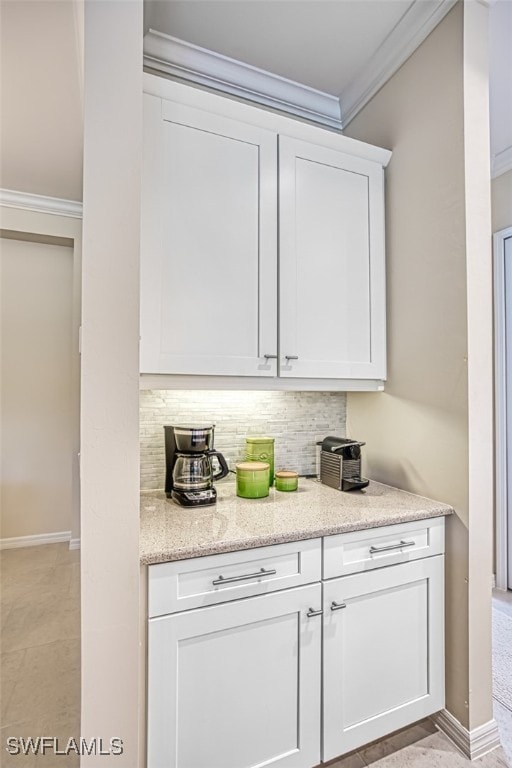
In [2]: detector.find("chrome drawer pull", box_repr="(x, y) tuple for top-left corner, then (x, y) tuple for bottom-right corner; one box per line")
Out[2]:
(331, 601), (347, 611)
(306, 608), (323, 618)
(369, 539), (416, 554)
(285, 355), (299, 361)
(212, 567), (277, 586)
(263, 354), (278, 359)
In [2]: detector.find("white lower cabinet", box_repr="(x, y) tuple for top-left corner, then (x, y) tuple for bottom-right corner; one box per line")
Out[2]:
(147, 524), (445, 768)
(148, 583), (322, 768)
(322, 556), (445, 761)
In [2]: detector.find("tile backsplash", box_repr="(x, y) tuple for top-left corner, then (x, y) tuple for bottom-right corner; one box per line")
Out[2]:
(140, 390), (347, 490)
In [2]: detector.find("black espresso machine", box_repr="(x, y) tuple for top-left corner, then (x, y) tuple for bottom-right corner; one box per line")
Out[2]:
(319, 436), (369, 492)
(164, 425), (229, 507)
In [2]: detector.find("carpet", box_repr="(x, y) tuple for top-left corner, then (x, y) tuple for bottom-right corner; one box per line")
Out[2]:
(493, 607), (512, 712)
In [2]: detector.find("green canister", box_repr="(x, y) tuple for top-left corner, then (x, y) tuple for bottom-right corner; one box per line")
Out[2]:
(275, 470), (299, 492)
(245, 436), (275, 486)
(236, 462), (270, 499)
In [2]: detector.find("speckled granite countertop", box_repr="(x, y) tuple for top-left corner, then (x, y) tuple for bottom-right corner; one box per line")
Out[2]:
(140, 479), (453, 565)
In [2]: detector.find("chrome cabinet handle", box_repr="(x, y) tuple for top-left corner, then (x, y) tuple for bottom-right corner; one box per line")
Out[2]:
(331, 601), (347, 611)
(285, 355), (299, 361)
(306, 607), (323, 618)
(212, 567), (277, 586)
(263, 354), (278, 359)
(369, 539), (416, 554)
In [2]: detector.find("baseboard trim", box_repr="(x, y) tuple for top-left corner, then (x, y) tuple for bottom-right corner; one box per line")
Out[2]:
(69, 538), (81, 551)
(0, 531), (71, 550)
(432, 710), (501, 760)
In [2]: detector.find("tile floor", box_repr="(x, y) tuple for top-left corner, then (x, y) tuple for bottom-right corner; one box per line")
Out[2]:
(327, 718), (511, 767)
(1, 543), (80, 767)
(1, 545), (511, 767)
(328, 592), (512, 768)
(493, 590), (512, 768)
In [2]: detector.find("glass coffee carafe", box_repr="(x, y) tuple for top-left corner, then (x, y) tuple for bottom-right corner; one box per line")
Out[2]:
(172, 451), (229, 492)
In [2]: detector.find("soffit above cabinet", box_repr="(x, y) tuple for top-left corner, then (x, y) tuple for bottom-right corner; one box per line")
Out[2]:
(143, 0), (457, 129)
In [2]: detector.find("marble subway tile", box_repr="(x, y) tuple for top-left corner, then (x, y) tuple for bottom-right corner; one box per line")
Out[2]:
(140, 389), (347, 490)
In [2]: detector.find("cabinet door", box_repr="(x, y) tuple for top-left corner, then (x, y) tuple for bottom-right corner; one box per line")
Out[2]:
(148, 584), (322, 768)
(279, 136), (386, 379)
(323, 556), (444, 761)
(141, 94), (278, 376)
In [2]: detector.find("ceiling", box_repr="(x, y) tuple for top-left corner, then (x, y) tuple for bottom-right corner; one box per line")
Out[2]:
(0, 0), (510, 202)
(144, 0), (412, 98)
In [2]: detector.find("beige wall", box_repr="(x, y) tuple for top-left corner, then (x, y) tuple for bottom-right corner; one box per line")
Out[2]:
(492, 169), (512, 232)
(0, 207), (82, 545)
(345, 1), (493, 732)
(80, 1), (142, 764)
(0, 0), (83, 200)
(0, 237), (73, 539)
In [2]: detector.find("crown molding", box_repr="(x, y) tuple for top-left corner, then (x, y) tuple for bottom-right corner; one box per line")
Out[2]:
(492, 145), (512, 179)
(0, 189), (83, 218)
(340, 0), (458, 127)
(143, 29), (342, 130)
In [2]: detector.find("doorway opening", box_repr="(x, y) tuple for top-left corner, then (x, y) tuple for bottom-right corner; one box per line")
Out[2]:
(0, 228), (81, 752)
(492, 225), (512, 765)
(494, 225), (512, 591)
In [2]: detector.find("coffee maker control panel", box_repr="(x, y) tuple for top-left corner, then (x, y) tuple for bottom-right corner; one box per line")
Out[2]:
(171, 488), (217, 507)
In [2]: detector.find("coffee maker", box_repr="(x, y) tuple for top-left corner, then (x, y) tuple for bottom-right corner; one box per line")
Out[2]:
(319, 436), (369, 492)
(164, 425), (229, 507)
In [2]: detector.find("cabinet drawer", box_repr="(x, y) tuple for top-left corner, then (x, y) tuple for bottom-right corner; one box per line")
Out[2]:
(323, 518), (445, 579)
(149, 538), (321, 617)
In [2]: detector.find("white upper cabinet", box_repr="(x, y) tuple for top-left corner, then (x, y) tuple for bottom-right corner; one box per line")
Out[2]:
(141, 78), (391, 385)
(141, 94), (278, 376)
(279, 137), (386, 380)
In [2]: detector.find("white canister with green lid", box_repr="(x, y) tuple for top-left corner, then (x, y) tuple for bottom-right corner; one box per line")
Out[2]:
(245, 436), (275, 486)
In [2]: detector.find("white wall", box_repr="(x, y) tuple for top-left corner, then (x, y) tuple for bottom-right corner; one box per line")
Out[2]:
(345, 1), (494, 733)
(492, 169), (512, 233)
(0, 236), (73, 539)
(80, 1), (142, 764)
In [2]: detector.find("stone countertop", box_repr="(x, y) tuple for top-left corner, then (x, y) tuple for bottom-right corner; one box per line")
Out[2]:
(140, 479), (453, 565)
